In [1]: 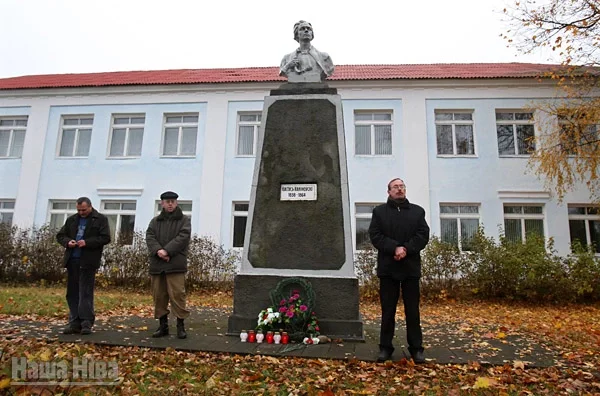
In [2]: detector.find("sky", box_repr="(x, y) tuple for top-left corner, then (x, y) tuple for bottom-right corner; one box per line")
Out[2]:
(0, 0), (558, 79)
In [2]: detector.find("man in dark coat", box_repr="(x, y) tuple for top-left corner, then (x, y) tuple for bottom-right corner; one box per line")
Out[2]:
(369, 178), (430, 363)
(146, 191), (192, 339)
(56, 197), (111, 335)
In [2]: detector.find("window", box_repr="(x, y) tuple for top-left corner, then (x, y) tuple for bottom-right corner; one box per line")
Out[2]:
(0, 200), (15, 225)
(232, 202), (248, 248)
(58, 116), (93, 157)
(496, 111), (535, 155)
(568, 205), (600, 253)
(48, 200), (77, 229)
(355, 203), (381, 250)
(439, 204), (480, 251)
(155, 201), (193, 216)
(435, 111), (475, 156)
(236, 112), (261, 156)
(354, 111), (392, 156)
(0, 117), (27, 158)
(558, 113), (599, 155)
(108, 115), (145, 157)
(101, 201), (136, 245)
(162, 114), (198, 156)
(503, 204), (544, 243)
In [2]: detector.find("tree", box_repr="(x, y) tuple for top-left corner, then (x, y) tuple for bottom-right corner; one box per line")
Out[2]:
(503, 0), (600, 201)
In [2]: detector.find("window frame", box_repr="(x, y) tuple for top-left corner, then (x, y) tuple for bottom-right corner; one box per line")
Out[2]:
(235, 112), (262, 157)
(435, 110), (477, 157)
(107, 114), (146, 158)
(101, 200), (137, 245)
(354, 203), (383, 251)
(0, 116), (28, 158)
(495, 110), (536, 156)
(231, 202), (249, 249)
(558, 113), (599, 156)
(57, 115), (94, 158)
(353, 111), (393, 156)
(567, 204), (600, 253)
(47, 200), (77, 229)
(0, 199), (15, 225)
(439, 203), (480, 251)
(503, 204), (545, 243)
(161, 113), (199, 158)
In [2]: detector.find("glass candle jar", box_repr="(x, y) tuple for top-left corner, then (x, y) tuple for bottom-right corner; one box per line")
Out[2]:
(273, 332), (282, 344)
(266, 331), (274, 344)
(247, 330), (256, 343)
(256, 330), (264, 343)
(240, 330), (248, 342)
(281, 332), (289, 344)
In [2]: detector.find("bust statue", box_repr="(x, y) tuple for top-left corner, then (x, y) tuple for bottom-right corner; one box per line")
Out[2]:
(279, 20), (335, 83)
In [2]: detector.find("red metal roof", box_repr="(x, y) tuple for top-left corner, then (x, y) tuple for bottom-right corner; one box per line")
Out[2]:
(0, 63), (564, 90)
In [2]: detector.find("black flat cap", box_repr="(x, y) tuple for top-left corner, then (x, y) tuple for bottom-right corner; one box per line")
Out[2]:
(160, 191), (179, 200)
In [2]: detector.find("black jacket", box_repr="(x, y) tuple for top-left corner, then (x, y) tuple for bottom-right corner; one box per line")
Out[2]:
(368, 198), (430, 279)
(146, 207), (192, 275)
(56, 209), (111, 269)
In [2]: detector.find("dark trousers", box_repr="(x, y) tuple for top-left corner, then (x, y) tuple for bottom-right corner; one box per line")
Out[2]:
(66, 258), (96, 328)
(379, 276), (423, 354)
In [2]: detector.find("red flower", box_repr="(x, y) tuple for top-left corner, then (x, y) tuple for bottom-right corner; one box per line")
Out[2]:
(299, 305), (308, 312)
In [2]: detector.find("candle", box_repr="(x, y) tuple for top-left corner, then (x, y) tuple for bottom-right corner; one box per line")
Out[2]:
(240, 330), (248, 342)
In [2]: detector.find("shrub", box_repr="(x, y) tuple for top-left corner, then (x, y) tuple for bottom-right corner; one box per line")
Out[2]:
(0, 223), (64, 283)
(0, 223), (239, 291)
(420, 236), (469, 299)
(354, 246), (378, 301)
(564, 241), (600, 301)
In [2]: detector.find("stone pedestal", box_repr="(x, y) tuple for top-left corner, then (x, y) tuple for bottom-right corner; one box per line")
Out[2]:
(227, 84), (364, 341)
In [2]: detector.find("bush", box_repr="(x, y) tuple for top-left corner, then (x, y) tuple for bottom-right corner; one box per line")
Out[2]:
(420, 236), (470, 299)
(0, 223), (239, 291)
(564, 241), (600, 301)
(354, 246), (378, 301)
(0, 223), (64, 283)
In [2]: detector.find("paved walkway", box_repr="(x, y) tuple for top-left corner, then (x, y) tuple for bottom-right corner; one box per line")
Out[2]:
(2, 307), (562, 367)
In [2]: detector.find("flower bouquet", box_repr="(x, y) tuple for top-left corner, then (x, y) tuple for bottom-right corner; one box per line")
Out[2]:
(256, 289), (319, 342)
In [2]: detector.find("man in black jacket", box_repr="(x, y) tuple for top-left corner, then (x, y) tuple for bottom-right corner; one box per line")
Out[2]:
(146, 191), (192, 339)
(369, 178), (430, 363)
(56, 197), (111, 335)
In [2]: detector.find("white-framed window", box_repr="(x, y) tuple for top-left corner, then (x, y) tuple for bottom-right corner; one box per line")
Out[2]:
(0, 117), (27, 158)
(355, 203), (382, 250)
(58, 116), (93, 157)
(101, 201), (136, 245)
(154, 201), (193, 217)
(48, 200), (77, 229)
(558, 113), (599, 155)
(435, 111), (475, 156)
(568, 205), (600, 253)
(503, 204), (545, 243)
(162, 114), (198, 157)
(354, 111), (393, 156)
(232, 202), (249, 248)
(108, 115), (145, 158)
(496, 111), (535, 156)
(0, 200), (15, 225)
(439, 204), (480, 251)
(236, 112), (261, 156)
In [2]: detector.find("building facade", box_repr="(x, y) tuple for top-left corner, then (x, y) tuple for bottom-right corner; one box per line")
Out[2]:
(0, 64), (595, 257)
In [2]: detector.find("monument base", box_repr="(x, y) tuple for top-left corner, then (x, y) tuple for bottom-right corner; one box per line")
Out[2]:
(227, 274), (364, 341)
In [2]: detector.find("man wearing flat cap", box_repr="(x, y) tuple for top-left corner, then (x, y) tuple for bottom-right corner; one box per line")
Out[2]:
(146, 191), (192, 339)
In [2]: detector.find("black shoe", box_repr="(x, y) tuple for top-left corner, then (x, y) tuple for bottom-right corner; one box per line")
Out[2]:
(62, 325), (81, 335)
(80, 321), (92, 335)
(411, 350), (425, 364)
(176, 318), (187, 339)
(377, 349), (393, 362)
(152, 315), (169, 338)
